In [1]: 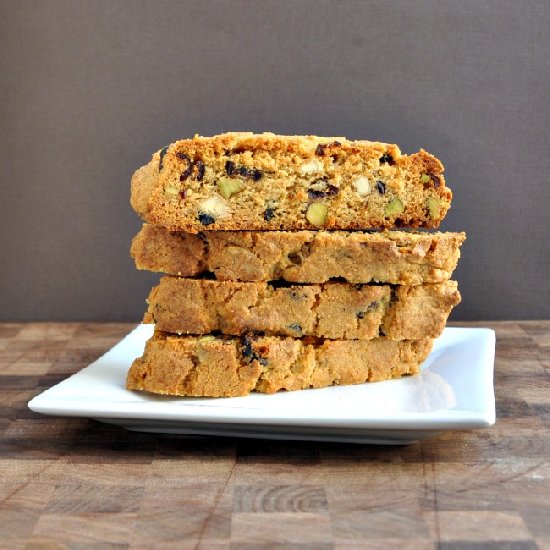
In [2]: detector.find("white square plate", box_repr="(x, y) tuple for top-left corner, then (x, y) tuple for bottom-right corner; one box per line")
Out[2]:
(28, 325), (495, 445)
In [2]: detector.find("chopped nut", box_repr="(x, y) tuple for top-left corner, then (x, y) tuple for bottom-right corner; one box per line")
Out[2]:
(420, 174), (431, 184)
(218, 177), (242, 199)
(300, 159), (324, 174)
(353, 175), (371, 196)
(427, 197), (442, 219)
(385, 198), (404, 217)
(164, 185), (179, 196)
(198, 196), (229, 218)
(306, 202), (328, 226)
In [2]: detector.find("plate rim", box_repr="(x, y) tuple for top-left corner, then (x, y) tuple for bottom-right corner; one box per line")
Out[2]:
(28, 325), (496, 434)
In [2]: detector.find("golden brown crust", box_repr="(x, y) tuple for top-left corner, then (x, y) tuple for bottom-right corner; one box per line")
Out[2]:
(130, 132), (452, 232)
(144, 277), (460, 340)
(131, 223), (465, 284)
(126, 331), (434, 397)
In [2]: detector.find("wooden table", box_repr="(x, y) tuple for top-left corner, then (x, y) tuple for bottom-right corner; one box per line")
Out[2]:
(1, 322), (548, 549)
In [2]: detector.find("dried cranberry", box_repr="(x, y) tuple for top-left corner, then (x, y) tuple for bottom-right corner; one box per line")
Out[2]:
(198, 213), (215, 225)
(430, 174), (441, 187)
(240, 334), (268, 366)
(379, 153), (394, 165)
(315, 141), (342, 156)
(225, 161), (262, 180)
(356, 304), (377, 319)
(159, 146), (169, 171)
(287, 323), (303, 334)
(308, 184), (339, 199)
(179, 190), (187, 200)
(177, 152), (193, 181)
(238, 166), (262, 181)
(288, 252), (303, 265)
(375, 181), (386, 194)
(264, 207), (276, 221)
(225, 160), (235, 176)
(195, 160), (205, 181)
(176, 151), (190, 161)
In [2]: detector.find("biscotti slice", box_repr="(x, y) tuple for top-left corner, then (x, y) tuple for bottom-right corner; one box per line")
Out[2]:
(131, 132), (452, 232)
(127, 331), (434, 397)
(144, 277), (460, 340)
(131, 223), (465, 284)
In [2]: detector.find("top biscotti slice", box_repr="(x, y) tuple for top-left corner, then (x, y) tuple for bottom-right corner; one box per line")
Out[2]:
(131, 132), (452, 232)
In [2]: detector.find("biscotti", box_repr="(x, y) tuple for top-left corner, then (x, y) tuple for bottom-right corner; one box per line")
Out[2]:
(144, 277), (460, 340)
(131, 224), (465, 284)
(131, 132), (452, 232)
(127, 331), (434, 397)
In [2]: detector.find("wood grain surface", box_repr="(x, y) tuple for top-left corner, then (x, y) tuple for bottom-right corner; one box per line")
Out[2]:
(0, 321), (548, 549)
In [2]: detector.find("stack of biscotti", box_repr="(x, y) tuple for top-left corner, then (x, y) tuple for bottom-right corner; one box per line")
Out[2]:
(127, 133), (465, 397)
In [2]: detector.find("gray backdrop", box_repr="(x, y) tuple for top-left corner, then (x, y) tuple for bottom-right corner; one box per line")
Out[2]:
(1, 0), (549, 321)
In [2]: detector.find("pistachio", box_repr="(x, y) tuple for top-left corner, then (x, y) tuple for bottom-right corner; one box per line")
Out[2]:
(427, 197), (442, 219)
(385, 198), (404, 217)
(165, 185), (179, 196)
(306, 202), (328, 226)
(420, 174), (431, 184)
(218, 177), (242, 199)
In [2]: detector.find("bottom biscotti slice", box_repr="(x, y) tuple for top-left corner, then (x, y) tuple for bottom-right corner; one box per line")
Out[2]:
(126, 331), (434, 397)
